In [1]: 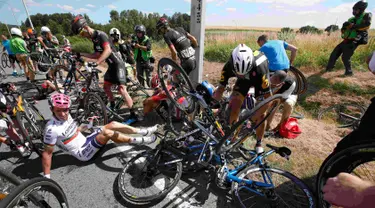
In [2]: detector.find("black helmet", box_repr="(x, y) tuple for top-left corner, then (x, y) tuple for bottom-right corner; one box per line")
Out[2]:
(71, 14), (88, 35)
(353, 1), (368, 11)
(156, 18), (169, 31)
(134, 25), (146, 34)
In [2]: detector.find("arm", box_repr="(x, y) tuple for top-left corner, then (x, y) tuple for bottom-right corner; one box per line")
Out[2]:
(213, 60), (233, 101)
(41, 144), (54, 176)
(286, 44), (298, 65)
(96, 44), (112, 65)
(168, 44), (178, 63)
(37, 37), (48, 49)
(352, 13), (372, 30)
(186, 33), (198, 48)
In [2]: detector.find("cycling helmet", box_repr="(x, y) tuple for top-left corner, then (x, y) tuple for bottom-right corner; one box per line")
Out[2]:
(109, 28), (121, 40)
(353, 1), (368, 11)
(232, 44), (255, 76)
(71, 14), (88, 35)
(27, 28), (37, 35)
(41, 26), (51, 34)
(0, 92), (7, 111)
(49, 93), (71, 108)
(151, 74), (160, 88)
(10, 28), (22, 37)
(134, 25), (146, 34)
(156, 18), (169, 31)
(196, 81), (214, 103)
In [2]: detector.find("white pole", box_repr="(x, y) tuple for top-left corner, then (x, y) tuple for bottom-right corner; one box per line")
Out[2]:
(190, 0), (206, 84)
(21, 0), (34, 29)
(4, 20), (12, 38)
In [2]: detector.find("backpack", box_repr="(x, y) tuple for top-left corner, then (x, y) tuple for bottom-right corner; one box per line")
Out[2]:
(279, 118), (302, 139)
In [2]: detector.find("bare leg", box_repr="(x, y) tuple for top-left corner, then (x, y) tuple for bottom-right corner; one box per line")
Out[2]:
(118, 85), (133, 108)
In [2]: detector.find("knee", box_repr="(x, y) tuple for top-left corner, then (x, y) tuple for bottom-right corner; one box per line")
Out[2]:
(118, 85), (126, 92)
(104, 121), (120, 130)
(101, 128), (113, 138)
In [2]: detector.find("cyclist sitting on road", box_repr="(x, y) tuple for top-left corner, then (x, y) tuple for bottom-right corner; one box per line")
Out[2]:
(0, 86), (31, 157)
(71, 14), (138, 125)
(109, 28), (135, 66)
(213, 44), (290, 153)
(1, 34), (21, 76)
(9, 28), (36, 82)
(257, 34), (298, 72)
(41, 93), (159, 179)
(156, 18), (198, 75)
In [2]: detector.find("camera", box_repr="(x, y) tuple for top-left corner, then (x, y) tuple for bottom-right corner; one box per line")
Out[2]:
(130, 34), (138, 48)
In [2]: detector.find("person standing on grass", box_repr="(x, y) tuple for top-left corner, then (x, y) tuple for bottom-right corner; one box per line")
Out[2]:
(1, 35), (21, 76)
(257, 34), (298, 72)
(326, 0), (372, 76)
(9, 28), (36, 82)
(133, 25), (153, 88)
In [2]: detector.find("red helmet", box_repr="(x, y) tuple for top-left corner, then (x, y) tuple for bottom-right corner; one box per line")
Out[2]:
(151, 74), (160, 88)
(71, 14), (87, 35)
(279, 118), (301, 139)
(156, 18), (169, 31)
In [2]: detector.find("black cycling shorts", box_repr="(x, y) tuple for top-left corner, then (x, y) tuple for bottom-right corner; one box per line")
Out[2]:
(181, 57), (196, 75)
(8, 54), (17, 64)
(104, 61), (127, 85)
(233, 78), (252, 97)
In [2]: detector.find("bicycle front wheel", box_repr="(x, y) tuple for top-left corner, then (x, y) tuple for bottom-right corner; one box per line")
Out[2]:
(0, 168), (22, 201)
(0, 178), (69, 208)
(316, 142), (375, 208)
(232, 167), (315, 208)
(1, 53), (10, 69)
(81, 92), (108, 125)
(157, 58), (196, 114)
(318, 103), (365, 128)
(289, 66), (308, 95)
(118, 148), (183, 203)
(16, 111), (44, 157)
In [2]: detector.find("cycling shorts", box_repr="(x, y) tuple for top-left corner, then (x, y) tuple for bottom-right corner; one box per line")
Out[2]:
(181, 57), (196, 75)
(8, 54), (17, 64)
(104, 61), (127, 85)
(233, 78), (253, 97)
(74, 128), (104, 161)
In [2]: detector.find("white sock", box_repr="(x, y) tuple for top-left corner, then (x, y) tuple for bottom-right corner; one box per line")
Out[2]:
(129, 135), (156, 144)
(136, 125), (158, 136)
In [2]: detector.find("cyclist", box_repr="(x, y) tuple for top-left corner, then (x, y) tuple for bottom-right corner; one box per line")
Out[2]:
(326, 1), (372, 76)
(257, 34), (298, 72)
(109, 28), (135, 65)
(133, 25), (153, 87)
(62, 35), (70, 47)
(27, 28), (41, 74)
(1, 34), (20, 76)
(0, 85), (31, 157)
(37, 26), (59, 49)
(9, 28), (36, 82)
(42, 93), (159, 179)
(213, 44), (289, 153)
(71, 14), (137, 124)
(156, 18), (198, 75)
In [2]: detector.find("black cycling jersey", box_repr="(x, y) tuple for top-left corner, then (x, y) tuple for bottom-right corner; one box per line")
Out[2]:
(91, 30), (127, 85)
(28, 37), (39, 52)
(114, 41), (135, 65)
(163, 27), (194, 60)
(41, 36), (55, 49)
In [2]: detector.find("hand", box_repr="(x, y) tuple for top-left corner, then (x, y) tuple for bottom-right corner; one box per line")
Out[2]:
(134, 44), (140, 49)
(323, 173), (374, 208)
(348, 23), (354, 29)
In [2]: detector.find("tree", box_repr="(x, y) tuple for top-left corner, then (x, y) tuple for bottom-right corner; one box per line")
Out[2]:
(281, 27), (293, 33)
(110, 10), (120, 23)
(299, 25), (323, 34)
(324, 25), (339, 33)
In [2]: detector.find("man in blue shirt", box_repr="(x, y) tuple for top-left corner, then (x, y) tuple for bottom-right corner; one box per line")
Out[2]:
(257, 35), (298, 71)
(1, 34), (21, 76)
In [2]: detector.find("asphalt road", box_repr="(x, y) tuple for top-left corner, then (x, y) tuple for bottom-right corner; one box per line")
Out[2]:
(0, 63), (237, 208)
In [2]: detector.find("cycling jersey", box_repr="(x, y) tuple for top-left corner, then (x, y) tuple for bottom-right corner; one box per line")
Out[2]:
(2, 40), (14, 55)
(0, 119), (8, 137)
(259, 40), (290, 71)
(114, 40), (135, 65)
(10, 37), (28, 54)
(91, 30), (127, 85)
(43, 115), (103, 161)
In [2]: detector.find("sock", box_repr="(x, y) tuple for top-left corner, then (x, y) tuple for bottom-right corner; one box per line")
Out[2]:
(129, 135), (156, 144)
(136, 125), (158, 136)
(255, 139), (262, 147)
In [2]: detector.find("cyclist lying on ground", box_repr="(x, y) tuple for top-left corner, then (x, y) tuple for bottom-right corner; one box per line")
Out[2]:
(0, 88), (31, 157)
(41, 93), (158, 179)
(213, 44), (293, 153)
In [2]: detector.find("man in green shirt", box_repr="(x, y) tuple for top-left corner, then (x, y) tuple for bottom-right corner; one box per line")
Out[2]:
(133, 25), (153, 88)
(10, 28), (36, 82)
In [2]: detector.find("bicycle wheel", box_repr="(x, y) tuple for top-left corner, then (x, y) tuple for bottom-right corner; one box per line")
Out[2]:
(1, 53), (10, 69)
(316, 142), (375, 208)
(232, 166), (315, 208)
(157, 58), (196, 114)
(0, 67), (6, 79)
(216, 94), (284, 154)
(82, 92), (108, 125)
(318, 103), (365, 128)
(118, 148), (183, 203)
(0, 168), (22, 201)
(0, 177), (69, 208)
(16, 112), (44, 157)
(53, 65), (72, 94)
(290, 66), (308, 95)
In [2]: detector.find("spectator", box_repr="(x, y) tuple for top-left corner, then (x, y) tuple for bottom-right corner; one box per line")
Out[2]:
(133, 25), (153, 87)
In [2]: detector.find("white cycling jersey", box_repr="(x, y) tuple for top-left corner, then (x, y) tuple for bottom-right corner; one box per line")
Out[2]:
(0, 119), (8, 137)
(43, 114), (103, 161)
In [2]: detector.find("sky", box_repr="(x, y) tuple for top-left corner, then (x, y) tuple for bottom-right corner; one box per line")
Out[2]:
(0, 0), (374, 29)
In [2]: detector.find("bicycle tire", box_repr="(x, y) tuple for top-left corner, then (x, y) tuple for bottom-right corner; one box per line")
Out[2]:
(53, 65), (71, 94)
(216, 94), (284, 154)
(232, 166), (315, 208)
(16, 111), (44, 157)
(0, 67), (6, 79)
(0, 177), (69, 208)
(290, 66), (308, 95)
(82, 92), (108, 125)
(316, 142), (375, 208)
(317, 103), (365, 128)
(1, 53), (10, 69)
(157, 58), (197, 114)
(118, 148), (183, 203)
(0, 168), (22, 200)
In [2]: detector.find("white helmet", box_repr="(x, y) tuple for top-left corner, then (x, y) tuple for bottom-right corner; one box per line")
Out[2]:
(232, 44), (255, 76)
(109, 28), (121, 39)
(41, 26), (51, 33)
(10, 28), (22, 37)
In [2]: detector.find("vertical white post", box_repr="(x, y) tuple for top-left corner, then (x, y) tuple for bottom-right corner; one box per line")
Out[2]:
(4, 20), (12, 38)
(21, 0), (34, 29)
(190, 0), (206, 84)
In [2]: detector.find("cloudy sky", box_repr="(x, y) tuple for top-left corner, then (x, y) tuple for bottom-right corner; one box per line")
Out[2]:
(1, 0), (374, 29)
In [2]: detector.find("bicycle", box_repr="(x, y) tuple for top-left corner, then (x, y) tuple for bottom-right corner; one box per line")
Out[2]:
(0, 168), (22, 201)
(1, 52), (11, 69)
(0, 66), (6, 79)
(316, 141), (375, 208)
(289, 66), (308, 96)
